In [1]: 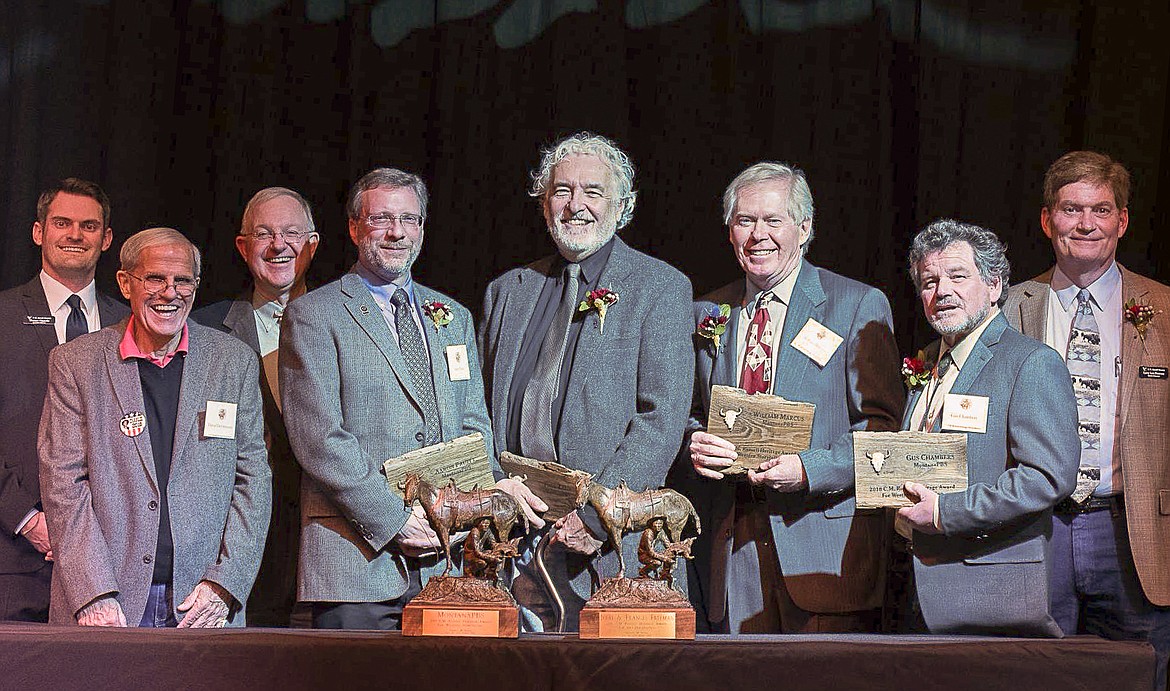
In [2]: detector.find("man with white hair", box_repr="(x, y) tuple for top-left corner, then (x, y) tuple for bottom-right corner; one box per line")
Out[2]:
(684, 162), (903, 633)
(479, 132), (693, 631)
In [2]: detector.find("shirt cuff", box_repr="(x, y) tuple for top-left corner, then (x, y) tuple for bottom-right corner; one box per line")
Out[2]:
(932, 499), (942, 532)
(15, 508), (38, 536)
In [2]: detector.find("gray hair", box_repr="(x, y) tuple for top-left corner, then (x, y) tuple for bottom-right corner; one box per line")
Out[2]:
(908, 219), (1010, 305)
(346, 168), (429, 221)
(240, 187), (316, 235)
(722, 162), (816, 253)
(529, 132), (637, 230)
(120, 227), (202, 278)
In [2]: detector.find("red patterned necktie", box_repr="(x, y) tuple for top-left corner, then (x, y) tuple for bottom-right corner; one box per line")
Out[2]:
(739, 293), (774, 395)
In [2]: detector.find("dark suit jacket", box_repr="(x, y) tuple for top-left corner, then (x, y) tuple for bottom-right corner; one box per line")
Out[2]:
(0, 276), (128, 582)
(38, 319), (271, 625)
(905, 313), (1079, 637)
(479, 236), (694, 621)
(194, 294), (300, 624)
(683, 261), (904, 622)
(1003, 266), (1170, 606)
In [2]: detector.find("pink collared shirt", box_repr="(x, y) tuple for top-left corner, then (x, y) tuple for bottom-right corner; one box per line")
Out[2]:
(119, 315), (189, 368)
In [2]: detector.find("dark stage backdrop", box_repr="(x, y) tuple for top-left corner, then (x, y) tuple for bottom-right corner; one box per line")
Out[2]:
(3, 0), (1169, 351)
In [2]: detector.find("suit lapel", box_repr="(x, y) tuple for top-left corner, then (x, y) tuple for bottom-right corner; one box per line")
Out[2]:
(1015, 271), (1052, 341)
(416, 285), (459, 440)
(171, 322), (208, 467)
(946, 314), (1004, 398)
(340, 273), (422, 409)
(711, 284), (746, 387)
(562, 238), (635, 413)
(902, 341), (939, 430)
(492, 259), (552, 434)
(223, 295), (261, 354)
(1118, 267), (1145, 429)
(104, 328), (158, 491)
(772, 261), (825, 398)
(20, 277), (59, 355)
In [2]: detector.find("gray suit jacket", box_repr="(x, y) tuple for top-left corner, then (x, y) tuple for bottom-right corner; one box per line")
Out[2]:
(684, 262), (904, 621)
(1004, 266), (1170, 606)
(905, 313), (1079, 636)
(280, 273), (495, 602)
(0, 276), (128, 581)
(479, 236), (693, 616)
(38, 320), (271, 625)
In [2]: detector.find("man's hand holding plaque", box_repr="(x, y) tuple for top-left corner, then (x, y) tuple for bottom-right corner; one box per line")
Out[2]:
(697, 385), (815, 479)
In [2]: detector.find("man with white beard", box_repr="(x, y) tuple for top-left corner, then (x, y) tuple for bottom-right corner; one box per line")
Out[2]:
(478, 132), (693, 631)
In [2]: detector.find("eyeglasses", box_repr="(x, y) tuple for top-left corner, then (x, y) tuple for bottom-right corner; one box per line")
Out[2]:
(362, 213), (423, 229)
(122, 272), (199, 298)
(241, 228), (316, 243)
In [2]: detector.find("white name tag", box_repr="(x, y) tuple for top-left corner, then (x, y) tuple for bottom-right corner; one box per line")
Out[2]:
(203, 401), (238, 439)
(446, 344), (471, 381)
(790, 318), (843, 367)
(941, 393), (988, 433)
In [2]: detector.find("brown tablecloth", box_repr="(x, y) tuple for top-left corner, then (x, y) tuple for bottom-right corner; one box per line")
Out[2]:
(0, 624), (1154, 691)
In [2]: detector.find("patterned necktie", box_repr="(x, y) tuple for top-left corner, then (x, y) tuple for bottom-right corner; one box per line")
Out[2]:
(390, 289), (441, 446)
(919, 353), (954, 432)
(65, 294), (87, 342)
(520, 262), (581, 461)
(1066, 288), (1102, 502)
(739, 293), (774, 395)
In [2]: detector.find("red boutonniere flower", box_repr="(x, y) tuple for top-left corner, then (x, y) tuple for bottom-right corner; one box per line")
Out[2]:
(579, 288), (619, 334)
(697, 304), (731, 348)
(901, 350), (933, 389)
(421, 300), (454, 330)
(1124, 297), (1160, 341)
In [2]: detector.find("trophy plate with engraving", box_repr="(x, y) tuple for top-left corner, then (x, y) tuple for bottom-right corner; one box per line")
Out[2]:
(706, 385), (815, 475)
(853, 431), (968, 509)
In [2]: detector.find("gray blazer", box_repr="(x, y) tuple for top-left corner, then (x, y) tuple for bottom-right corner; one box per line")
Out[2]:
(280, 273), (494, 603)
(906, 313), (1079, 637)
(37, 320), (271, 625)
(684, 261), (904, 622)
(478, 236), (694, 615)
(0, 277), (127, 582)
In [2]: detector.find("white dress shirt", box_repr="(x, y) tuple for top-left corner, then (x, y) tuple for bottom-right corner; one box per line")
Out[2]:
(38, 270), (100, 345)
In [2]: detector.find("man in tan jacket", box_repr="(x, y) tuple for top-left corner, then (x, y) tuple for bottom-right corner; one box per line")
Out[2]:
(1003, 151), (1170, 689)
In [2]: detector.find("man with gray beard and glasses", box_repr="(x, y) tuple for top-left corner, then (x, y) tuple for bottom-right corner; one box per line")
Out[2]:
(898, 219), (1078, 636)
(479, 132), (693, 631)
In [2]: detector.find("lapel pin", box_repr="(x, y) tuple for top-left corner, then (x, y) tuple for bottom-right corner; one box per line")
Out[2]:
(360, 304), (370, 315)
(120, 412), (147, 438)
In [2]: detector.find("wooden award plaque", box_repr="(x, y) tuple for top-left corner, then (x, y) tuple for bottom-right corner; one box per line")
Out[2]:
(578, 578), (696, 640)
(853, 431), (968, 509)
(402, 577), (519, 638)
(706, 385), (815, 475)
(383, 433), (496, 498)
(498, 452), (592, 521)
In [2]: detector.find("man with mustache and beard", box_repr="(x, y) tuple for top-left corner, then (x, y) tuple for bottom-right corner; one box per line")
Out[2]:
(279, 168), (538, 630)
(899, 219), (1078, 636)
(194, 187), (320, 627)
(683, 162), (903, 634)
(0, 178), (129, 622)
(478, 133), (693, 631)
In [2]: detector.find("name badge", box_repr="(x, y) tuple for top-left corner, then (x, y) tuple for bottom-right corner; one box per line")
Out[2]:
(790, 318), (843, 367)
(23, 315), (54, 325)
(1139, 366), (1168, 379)
(203, 401), (238, 439)
(941, 393), (989, 434)
(446, 344), (471, 381)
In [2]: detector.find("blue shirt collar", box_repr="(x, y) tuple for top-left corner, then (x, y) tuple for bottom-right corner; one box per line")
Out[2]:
(1052, 261), (1120, 312)
(354, 262), (416, 306)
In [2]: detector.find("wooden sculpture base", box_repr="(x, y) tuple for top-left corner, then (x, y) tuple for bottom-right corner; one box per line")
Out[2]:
(578, 577), (696, 640)
(401, 576), (519, 638)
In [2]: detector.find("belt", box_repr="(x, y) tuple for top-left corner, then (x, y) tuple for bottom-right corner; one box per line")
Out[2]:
(1055, 494), (1124, 515)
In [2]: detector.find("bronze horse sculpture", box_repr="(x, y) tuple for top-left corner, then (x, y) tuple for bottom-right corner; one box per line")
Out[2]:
(399, 473), (528, 576)
(575, 479), (701, 577)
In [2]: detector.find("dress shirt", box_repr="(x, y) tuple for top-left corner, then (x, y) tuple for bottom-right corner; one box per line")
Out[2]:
(505, 238), (615, 453)
(910, 308), (1000, 431)
(1045, 263), (1121, 496)
(734, 266), (801, 386)
(251, 294), (284, 357)
(355, 264), (431, 365)
(39, 270), (100, 344)
(118, 317), (190, 368)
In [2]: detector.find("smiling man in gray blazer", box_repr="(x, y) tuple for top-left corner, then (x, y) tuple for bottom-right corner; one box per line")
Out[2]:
(280, 168), (538, 630)
(684, 162), (904, 633)
(479, 133), (693, 631)
(898, 219), (1079, 636)
(38, 227), (271, 627)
